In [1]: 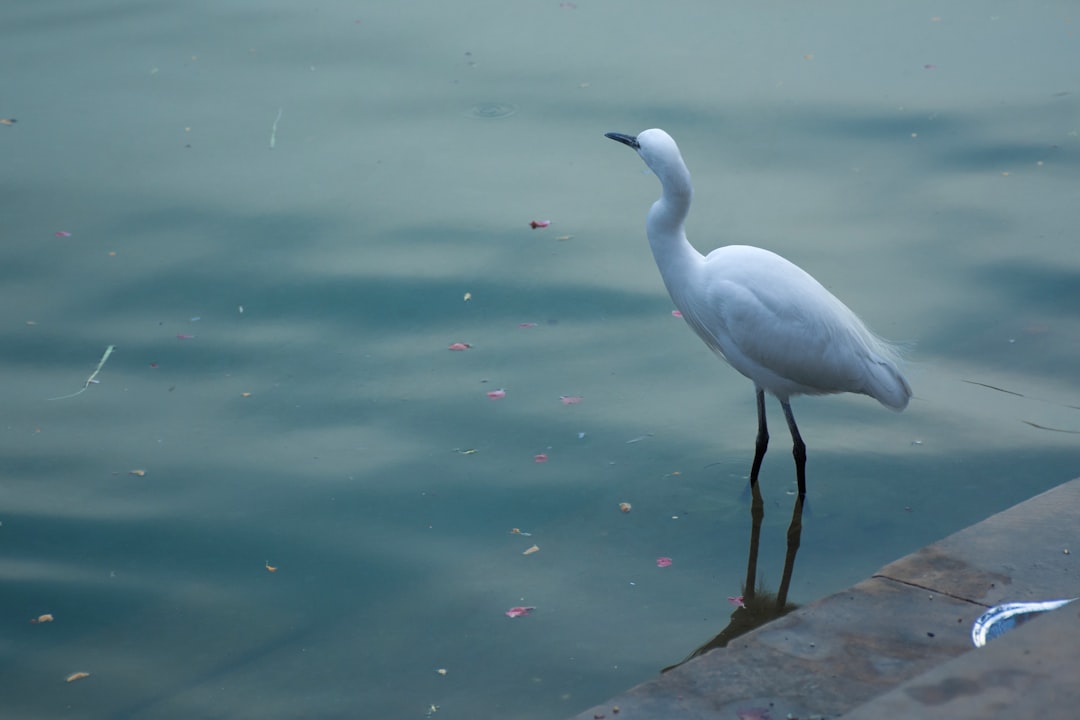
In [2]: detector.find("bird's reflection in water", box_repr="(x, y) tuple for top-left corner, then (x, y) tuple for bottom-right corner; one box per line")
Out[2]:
(663, 485), (805, 673)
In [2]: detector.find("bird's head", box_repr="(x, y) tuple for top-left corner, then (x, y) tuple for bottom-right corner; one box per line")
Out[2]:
(606, 128), (690, 196)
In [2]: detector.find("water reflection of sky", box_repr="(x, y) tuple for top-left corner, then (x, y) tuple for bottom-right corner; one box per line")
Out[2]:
(2, 2), (1078, 718)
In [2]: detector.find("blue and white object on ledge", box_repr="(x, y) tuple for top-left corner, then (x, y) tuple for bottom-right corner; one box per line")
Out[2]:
(971, 598), (1077, 647)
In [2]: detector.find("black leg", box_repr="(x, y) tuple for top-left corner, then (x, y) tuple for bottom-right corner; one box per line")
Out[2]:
(749, 387), (769, 489)
(780, 400), (807, 499)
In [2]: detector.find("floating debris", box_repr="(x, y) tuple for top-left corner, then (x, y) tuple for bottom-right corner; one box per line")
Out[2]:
(48, 344), (116, 401)
(961, 379), (1024, 397)
(448, 343), (471, 351)
(486, 389), (506, 400)
(269, 107), (283, 149)
(522, 544), (540, 555)
(65, 672), (91, 683)
(559, 395), (583, 405)
(504, 606), (535, 618)
(1022, 420), (1080, 435)
(529, 220), (551, 229)
(655, 557), (673, 568)
(265, 561), (278, 573)
(468, 102), (517, 119)
(533, 453), (548, 463)
(618, 502), (632, 513)
(30, 613), (54, 624)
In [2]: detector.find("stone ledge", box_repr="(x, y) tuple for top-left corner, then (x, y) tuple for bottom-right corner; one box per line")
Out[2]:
(570, 477), (1080, 719)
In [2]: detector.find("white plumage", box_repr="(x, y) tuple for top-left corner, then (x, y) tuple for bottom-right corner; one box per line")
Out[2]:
(606, 128), (911, 496)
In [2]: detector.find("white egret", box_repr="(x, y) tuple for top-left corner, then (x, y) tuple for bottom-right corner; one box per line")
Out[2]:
(605, 129), (911, 497)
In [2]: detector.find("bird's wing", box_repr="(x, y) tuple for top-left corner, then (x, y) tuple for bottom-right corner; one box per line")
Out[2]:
(687, 249), (886, 398)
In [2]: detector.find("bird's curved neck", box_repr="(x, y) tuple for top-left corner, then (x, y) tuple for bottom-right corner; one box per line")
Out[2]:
(646, 168), (701, 282)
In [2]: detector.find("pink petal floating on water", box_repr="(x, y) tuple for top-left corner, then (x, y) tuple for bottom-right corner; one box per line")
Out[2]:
(559, 395), (583, 405)
(518, 322), (538, 329)
(655, 556), (673, 568)
(54, 231), (72, 237)
(533, 453), (548, 463)
(727, 595), (746, 608)
(448, 342), (471, 351)
(486, 389), (506, 399)
(176, 334), (195, 340)
(505, 606), (535, 618)
(671, 310), (682, 318)
(529, 220), (551, 229)
(735, 707), (771, 720)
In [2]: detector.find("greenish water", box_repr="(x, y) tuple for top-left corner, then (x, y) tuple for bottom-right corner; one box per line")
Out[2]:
(2, 2), (1078, 718)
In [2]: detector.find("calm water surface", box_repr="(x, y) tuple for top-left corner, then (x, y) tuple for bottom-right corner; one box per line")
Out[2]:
(2, 2), (1078, 718)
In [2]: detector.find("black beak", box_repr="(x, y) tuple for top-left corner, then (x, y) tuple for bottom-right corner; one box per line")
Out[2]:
(605, 132), (639, 150)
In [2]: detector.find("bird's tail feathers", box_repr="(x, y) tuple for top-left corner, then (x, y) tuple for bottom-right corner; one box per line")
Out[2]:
(862, 337), (912, 410)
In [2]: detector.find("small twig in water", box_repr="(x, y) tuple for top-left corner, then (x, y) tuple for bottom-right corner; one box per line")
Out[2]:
(963, 378), (1080, 411)
(961, 379), (1025, 397)
(269, 107), (283, 149)
(48, 345), (116, 400)
(1022, 420), (1080, 435)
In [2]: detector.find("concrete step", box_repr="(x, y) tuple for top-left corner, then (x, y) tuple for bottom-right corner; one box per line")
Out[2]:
(570, 477), (1080, 719)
